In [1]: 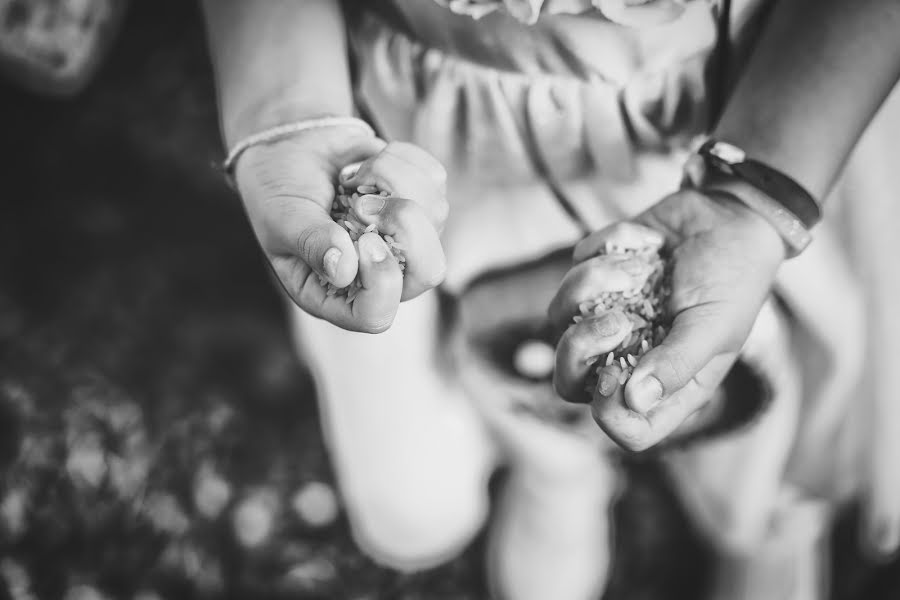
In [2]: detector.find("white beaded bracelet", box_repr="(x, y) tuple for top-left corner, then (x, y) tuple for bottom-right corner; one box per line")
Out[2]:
(222, 116), (376, 175)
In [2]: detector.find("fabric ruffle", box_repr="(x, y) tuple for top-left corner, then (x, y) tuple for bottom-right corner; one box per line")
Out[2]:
(432, 0), (690, 26)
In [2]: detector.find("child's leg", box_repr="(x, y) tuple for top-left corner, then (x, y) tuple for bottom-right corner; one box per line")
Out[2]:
(665, 300), (830, 599)
(288, 292), (496, 570)
(708, 490), (830, 600)
(464, 370), (616, 600)
(488, 428), (618, 600)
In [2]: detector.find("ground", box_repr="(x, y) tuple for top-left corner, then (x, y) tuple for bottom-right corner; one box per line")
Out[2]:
(0, 1), (897, 598)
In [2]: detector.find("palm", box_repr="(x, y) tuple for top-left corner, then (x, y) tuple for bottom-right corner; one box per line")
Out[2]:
(553, 189), (785, 451)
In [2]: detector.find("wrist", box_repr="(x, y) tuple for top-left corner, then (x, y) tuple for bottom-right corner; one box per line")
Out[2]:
(224, 116), (376, 184)
(701, 181), (790, 264)
(684, 140), (817, 258)
(223, 82), (356, 148)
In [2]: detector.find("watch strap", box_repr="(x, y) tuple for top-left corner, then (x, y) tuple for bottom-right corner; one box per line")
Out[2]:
(698, 139), (822, 229)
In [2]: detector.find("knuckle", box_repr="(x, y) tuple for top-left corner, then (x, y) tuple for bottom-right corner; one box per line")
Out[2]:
(386, 198), (419, 228)
(591, 407), (655, 451)
(424, 257), (447, 288)
(296, 227), (328, 264)
(655, 350), (693, 391)
(617, 434), (654, 453)
(386, 142), (447, 184)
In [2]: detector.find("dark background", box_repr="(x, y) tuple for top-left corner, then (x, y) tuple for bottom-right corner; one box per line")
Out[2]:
(0, 1), (897, 598)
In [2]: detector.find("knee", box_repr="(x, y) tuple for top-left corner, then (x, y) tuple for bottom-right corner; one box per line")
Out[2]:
(705, 508), (771, 555)
(344, 473), (490, 571)
(703, 494), (830, 556)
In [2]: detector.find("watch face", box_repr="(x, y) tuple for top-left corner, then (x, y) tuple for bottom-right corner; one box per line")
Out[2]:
(707, 141), (746, 165)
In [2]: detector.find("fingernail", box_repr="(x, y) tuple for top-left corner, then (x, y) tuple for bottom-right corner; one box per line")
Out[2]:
(357, 194), (386, 216)
(598, 366), (621, 397)
(589, 312), (624, 337)
(323, 247), (342, 281)
(627, 375), (663, 414)
(339, 163), (361, 183)
(361, 236), (389, 263)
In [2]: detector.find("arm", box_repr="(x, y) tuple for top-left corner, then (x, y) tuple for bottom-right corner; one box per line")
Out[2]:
(201, 1), (447, 333)
(201, 0), (355, 146)
(715, 0), (900, 200)
(552, 0), (900, 450)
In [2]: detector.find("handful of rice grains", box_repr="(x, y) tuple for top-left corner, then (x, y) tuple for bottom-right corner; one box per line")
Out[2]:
(318, 166), (406, 301)
(577, 236), (672, 398)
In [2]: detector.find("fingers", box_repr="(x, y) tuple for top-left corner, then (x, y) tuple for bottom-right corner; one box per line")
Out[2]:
(238, 132), (391, 290)
(547, 254), (655, 332)
(350, 233), (405, 332)
(586, 300), (743, 451)
(260, 196), (360, 289)
(350, 194), (446, 301)
(590, 354), (734, 451)
(624, 301), (738, 414)
(342, 142), (449, 231)
(573, 222), (665, 262)
(553, 311), (634, 402)
(292, 232), (404, 334)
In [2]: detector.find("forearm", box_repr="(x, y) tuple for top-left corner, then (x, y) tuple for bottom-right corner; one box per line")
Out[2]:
(714, 0), (900, 201)
(201, 0), (355, 147)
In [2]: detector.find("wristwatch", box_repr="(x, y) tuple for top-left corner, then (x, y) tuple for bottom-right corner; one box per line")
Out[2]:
(686, 139), (822, 257)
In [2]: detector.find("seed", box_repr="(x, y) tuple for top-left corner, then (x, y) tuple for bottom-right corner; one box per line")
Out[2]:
(641, 339), (650, 353)
(357, 185), (379, 195)
(619, 357), (627, 369)
(606, 352), (615, 366)
(627, 354), (637, 367)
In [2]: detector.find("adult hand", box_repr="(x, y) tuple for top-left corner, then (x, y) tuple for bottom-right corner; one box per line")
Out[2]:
(549, 189), (785, 450)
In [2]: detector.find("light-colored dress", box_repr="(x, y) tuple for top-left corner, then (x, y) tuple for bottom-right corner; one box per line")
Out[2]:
(293, 0), (900, 580)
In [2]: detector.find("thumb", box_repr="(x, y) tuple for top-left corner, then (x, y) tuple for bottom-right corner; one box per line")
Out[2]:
(296, 218), (359, 289)
(624, 301), (742, 414)
(261, 198), (359, 289)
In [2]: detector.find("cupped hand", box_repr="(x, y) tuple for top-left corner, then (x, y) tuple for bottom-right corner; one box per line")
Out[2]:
(233, 126), (448, 333)
(549, 189), (786, 450)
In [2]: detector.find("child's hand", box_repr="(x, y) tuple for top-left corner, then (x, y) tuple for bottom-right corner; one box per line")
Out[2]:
(233, 126), (448, 333)
(549, 190), (785, 451)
